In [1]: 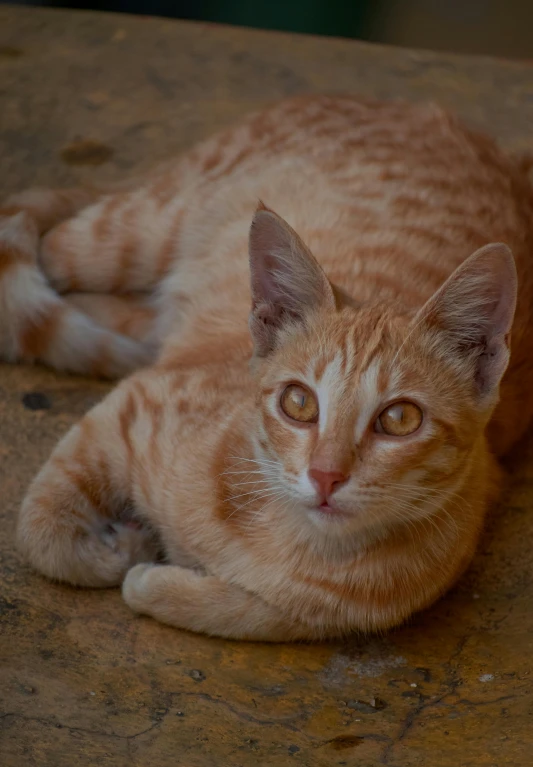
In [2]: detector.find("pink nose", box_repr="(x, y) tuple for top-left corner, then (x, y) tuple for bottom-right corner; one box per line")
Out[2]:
(308, 468), (349, 498)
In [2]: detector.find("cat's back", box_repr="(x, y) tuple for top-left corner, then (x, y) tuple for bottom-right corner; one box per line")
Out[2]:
(171, 94), (533, 456)
(174, 95), (533, 312)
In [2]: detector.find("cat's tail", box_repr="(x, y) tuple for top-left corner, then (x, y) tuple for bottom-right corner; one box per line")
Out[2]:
(0, 211), (152, 378)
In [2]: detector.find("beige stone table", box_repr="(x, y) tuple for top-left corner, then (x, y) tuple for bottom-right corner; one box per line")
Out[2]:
(1, 6), (533, 766)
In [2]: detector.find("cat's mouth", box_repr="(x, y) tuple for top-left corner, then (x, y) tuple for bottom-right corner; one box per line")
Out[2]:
(316, 500), (347, 517)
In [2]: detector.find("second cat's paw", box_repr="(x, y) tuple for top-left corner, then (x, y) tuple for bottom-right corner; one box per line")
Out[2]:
(122, 562), (156, 613)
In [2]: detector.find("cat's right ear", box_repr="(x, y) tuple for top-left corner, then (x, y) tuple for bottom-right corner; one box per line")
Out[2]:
(248, 204), (335, 357)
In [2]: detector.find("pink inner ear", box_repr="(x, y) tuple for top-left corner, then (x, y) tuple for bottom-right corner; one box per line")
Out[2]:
(248, 207), (335, 356)
(254, 253), (286, 306)
(414, 242), (517, 398)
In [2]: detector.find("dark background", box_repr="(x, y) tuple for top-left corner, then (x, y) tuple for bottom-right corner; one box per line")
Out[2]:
(5, 0), (533, 59)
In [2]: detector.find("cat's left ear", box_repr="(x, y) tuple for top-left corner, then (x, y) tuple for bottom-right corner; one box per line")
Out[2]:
(414, 242), (517, 401)
(248, 204), (335, 357)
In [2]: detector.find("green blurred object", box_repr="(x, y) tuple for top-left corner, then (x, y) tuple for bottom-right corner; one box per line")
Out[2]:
(21, 0), (375, 40)
(203, 0), (374, 37)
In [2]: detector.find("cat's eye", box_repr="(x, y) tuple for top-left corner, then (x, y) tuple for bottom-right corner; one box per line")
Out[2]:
(376, 401), (423, 436)
(280, 384), (319, 423)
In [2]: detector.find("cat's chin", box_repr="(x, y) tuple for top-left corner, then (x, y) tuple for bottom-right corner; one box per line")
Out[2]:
(304, 505), (389, 554)
(306, 505), (352, 527)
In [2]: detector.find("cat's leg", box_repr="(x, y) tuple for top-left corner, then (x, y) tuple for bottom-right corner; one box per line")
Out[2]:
(17, 380), (159, 587)
(39, 187), (184, 295)
(3, 178), (183, 295)
(122, 564), (315, 641)
(5, 106), (264, 298)
(64, 293), (156, 344)
(0, 212), (151, 377)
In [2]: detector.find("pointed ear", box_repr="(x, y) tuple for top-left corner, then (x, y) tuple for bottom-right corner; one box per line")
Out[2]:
(248, 205), (335, 357)
(414, 243), (517, 401)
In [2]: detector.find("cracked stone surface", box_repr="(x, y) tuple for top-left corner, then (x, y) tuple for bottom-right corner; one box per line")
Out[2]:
(1, 6), (533, 766)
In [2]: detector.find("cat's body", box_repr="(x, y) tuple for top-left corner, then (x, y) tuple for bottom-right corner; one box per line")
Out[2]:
(6, 95), (533, 639)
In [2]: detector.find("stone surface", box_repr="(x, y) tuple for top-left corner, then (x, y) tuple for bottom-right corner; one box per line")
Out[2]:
(1, 6), (533, 766)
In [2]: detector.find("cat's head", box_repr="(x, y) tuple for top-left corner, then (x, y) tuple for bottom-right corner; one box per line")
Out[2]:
(246, 205), (516, 543)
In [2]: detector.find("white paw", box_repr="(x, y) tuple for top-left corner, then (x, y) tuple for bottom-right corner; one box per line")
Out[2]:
(122, 562), (156, 613)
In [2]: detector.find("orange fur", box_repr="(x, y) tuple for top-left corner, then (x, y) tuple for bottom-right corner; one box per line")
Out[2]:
(8, 95), (533, 640)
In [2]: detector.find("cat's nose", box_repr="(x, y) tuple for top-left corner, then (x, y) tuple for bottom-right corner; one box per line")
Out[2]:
(308, 468), (349, 498)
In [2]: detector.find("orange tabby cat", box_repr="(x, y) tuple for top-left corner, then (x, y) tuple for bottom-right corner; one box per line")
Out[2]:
(5, 95), (533, 640)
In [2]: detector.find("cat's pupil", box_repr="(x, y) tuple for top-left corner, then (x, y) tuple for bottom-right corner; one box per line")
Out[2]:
(378, 402), (422, 436)
(280, 384), (319, 423)
(288, 388), (306, 408)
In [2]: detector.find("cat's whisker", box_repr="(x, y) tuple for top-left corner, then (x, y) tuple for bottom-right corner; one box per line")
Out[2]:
(370, 482), (468, 516)
(224, 479), (273, 491)
(358, 487), (463, 542)
(228, 486), (285, 503)
(225, 488), (269, 503)
(227, 457), (280, 468)
(244, 494), (298, 532)
(224, 487), (289, 521)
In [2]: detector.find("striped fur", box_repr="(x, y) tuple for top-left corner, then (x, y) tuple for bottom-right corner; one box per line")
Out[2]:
(11, 95), (533, 640)
(0, 212), (151, 377)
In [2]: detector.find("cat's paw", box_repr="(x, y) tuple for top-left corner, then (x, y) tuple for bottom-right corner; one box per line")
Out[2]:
(99, 522), (159, 575)
(122, 562), (157, 613)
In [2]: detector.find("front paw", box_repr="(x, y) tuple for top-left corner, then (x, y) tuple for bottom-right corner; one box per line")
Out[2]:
(122, 562), (156, 614)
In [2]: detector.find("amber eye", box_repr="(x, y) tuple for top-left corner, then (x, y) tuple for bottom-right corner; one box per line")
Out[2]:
(376, 401), (423, 436)
(280, 384), (319, 423)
